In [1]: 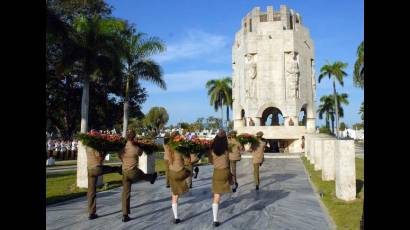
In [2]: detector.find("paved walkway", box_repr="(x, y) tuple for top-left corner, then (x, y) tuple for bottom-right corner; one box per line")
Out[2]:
(46, 158), (334, 230)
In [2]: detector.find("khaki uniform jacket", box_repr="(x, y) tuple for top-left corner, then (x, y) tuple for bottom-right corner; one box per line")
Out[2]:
(119, 141), (143, 171)
(86, 146), (104, 168)
(184, 153), (200, 166)
(251, 139), (266, 164)
(208, 150), (229, 169)
(228, 138), (242, 161)
(165, 148), (195, 172)
(163, 144), (170, 162)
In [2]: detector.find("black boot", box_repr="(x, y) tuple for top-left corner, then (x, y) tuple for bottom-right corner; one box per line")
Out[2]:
(122, 215), (130, 222)
(255, 185), (259, 190)
(232, 182), (238, 193)
(88, 213), (98, 220)
(194, 167), (199, 178)
(150, 172), (158, 184)
(174, 218), (181, 224)
(213, 221), (220, 227)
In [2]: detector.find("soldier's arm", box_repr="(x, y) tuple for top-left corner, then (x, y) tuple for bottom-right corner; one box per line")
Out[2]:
(118, 149), (124, 162)
(207, 150), (213, 164)
(190, 153), (200, 165)
(137, 146), (144, 156)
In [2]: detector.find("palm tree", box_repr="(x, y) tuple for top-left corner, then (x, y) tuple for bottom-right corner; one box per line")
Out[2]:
(57, 14), (126, 133)
(205, 77), (232, 129)
(121, 27), (166, 137)
(333, 93), (349, 134)
(354, 41), (364, 89)
(359, 101), (364, 123)
(317, 93), (349, 134)
(317, 95), (334, 132)
(318, 61), (348, 138)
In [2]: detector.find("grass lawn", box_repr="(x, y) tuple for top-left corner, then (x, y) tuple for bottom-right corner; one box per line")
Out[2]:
(46, 154), (122, 168)
(301, 156), (364, 230)
(46, 160), (77, 167)
(46, 159), (167, 205)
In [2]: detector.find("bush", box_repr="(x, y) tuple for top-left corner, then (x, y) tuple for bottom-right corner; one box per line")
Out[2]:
(319, 127), (332, 134)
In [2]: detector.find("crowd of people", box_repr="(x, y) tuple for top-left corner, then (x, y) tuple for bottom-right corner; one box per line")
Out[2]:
(46, 139), (78, 160)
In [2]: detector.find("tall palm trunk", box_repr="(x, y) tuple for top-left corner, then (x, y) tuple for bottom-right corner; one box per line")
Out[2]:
(220, 100), (223, 129)
(78, 75), (92, 189)
(122, 75), (131, 137)
(226, 106), (230, 129)
(226, 106), (229, 122)
(325, 113), (330, 129)
(80, 77), (90, 133)
(333, 79), (339, 138)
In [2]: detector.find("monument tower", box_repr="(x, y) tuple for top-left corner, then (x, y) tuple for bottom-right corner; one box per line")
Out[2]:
(232, 5), (316, 153)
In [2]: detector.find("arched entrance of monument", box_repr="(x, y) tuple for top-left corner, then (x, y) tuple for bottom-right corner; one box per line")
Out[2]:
(261, 107), (284, 126)
(264, 139), (298, 153)
(260, 107), (286, 152)
(298, 105), (307, 127)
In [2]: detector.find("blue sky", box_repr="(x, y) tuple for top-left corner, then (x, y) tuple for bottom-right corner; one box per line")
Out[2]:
(106, 0), (364, 127)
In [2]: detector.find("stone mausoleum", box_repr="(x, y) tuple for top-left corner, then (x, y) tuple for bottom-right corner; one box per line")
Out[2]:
(232, 5), (316, 153)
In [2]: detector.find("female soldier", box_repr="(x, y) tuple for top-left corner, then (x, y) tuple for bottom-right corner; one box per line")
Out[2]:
(165, 132), (196, 224)
(184, 152), (199, 189)
(228, 130), (242, 192)
(163, 132), (177, 188)
(209, 129), (233, 227)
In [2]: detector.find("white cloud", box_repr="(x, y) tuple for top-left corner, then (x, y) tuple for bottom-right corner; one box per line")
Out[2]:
(143, 69), (231, 93)
(153, 29), (230, 63)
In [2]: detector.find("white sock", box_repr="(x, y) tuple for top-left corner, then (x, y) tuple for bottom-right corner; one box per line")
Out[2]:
(212, 203), (218, 222)
(172, 203), (178, 219)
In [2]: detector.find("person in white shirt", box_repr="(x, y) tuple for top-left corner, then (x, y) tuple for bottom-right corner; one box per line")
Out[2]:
(60, 141), (67, 160)
(66, 141), (72, 160)
(47, 140), (53, 158)
(72, 140), (78, 160)
(54, 140), (60, 159)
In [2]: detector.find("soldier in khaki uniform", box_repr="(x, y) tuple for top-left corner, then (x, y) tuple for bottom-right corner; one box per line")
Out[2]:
(86, 146), (121, 220)
(228, 130), (243, 192)
(251, 131), (266, 190)
(184, 153), (199, 188)
(163, 134), (172, 188)
(119, 130), (158, 222)
(165, 136), (197, 224)
(208, 129), (233, 227)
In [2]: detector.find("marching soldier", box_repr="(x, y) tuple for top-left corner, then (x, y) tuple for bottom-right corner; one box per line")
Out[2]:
(119, 130), (158, 222)
(185, 153), (199, 188)
(86, 143), (122, 220)
(251, 131), (266, 190)
(165, 133), (196, 224)
(208, 129), (233, 227)
(228, 130), (242, 192)
(163, 133), (176, 188)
